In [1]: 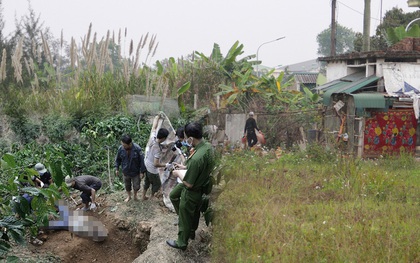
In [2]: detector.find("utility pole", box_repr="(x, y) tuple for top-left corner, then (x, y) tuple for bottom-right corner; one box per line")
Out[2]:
(380, 0), (383, 25)
(362, 0), (371, 52)
(330, 0), (337, 56)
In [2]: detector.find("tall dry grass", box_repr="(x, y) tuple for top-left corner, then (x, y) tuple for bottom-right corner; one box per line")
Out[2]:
(3, 23), (162, 117)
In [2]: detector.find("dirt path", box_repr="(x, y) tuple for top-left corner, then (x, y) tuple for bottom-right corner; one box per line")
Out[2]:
(8, 190), (212, 263)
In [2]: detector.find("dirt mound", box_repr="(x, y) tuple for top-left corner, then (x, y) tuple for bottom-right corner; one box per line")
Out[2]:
(7, 190), (211, 263)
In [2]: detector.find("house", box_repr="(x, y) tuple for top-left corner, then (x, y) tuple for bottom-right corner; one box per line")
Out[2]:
(272, 59), (324, 92)
(317, 38), (420, 157)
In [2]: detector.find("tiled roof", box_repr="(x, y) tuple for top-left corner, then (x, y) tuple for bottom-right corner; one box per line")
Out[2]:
(318, 50), (420, 61)
(294, 73), (318, 83)
(277, 59), (320, 72)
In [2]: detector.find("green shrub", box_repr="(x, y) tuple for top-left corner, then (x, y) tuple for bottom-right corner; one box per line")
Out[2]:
(42, 114), (73, 143)
(0, 154), (62, 255)
(9, 116), (40, 144)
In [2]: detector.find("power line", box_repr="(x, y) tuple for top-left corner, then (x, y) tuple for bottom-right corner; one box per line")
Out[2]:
(337, 1), (381, 21)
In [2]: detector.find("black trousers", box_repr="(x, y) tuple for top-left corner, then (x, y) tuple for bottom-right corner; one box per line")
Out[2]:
(247, 132), (258, 147)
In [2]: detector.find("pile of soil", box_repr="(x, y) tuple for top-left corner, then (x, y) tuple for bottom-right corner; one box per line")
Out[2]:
(7, 190), (213, 263)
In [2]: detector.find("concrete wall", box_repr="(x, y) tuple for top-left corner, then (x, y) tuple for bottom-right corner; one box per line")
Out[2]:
(383, 62), (420, 93)
(126, 95), (180, 118)
(326, 61), (348, 81)
(225, 114), (247, 145)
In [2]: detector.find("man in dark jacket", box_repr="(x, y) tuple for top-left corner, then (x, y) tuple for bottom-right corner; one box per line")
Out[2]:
(243, 111), (260, 148)
(65, 175), (102, 211)
(115, 134), (146, 202)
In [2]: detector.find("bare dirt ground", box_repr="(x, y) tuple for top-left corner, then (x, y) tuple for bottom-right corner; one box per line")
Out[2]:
(6, 189), (213, 263)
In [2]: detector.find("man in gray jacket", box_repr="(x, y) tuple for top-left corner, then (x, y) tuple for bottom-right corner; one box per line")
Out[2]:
(115, 134), (146, 202)
(65, 175), (102, 211)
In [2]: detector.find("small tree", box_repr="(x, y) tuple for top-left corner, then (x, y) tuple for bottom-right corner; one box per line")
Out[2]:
(317, 24), (356, 56)
(354, 7), (420, 51)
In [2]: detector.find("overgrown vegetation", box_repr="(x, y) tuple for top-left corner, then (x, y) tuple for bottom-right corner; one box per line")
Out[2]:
(212, 150), (420, 262)
(0, 114), (152, 259)
(0, 1), (419, 261)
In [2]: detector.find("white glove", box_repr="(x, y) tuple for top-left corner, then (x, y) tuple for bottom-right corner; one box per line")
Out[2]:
(90, 203), (97, 211)
(165, 163), (172, 169)
(40, 181), (45, 188)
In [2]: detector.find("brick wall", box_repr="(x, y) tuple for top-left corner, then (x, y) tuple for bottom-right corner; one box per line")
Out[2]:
(387, 37), (420, 52)
(388, 38), (414, 51)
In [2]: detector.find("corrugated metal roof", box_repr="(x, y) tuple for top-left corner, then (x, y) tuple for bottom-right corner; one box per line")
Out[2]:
(351, 93), (385, 108)
(315, 79), (343, 91)
(338, 75), (380, 93)
(322, 75), (380, 105)
(340, 72), (366, 82)
(316, 72), (366, 91)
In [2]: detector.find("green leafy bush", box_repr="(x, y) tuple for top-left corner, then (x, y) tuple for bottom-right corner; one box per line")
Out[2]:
(9, 116), (40, 144)
(0, 154), (62, 255)
(42, 114), (73, 143)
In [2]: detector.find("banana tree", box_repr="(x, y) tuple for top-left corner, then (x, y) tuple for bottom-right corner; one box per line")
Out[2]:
(177, 81), (191, 113)
(216, 68), (255, 99)
(215, 69), (291, 108)
(386, 25), (420, 45)
(195, 41), (249, 80)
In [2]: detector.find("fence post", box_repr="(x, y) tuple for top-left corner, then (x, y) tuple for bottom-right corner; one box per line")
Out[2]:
(194, 94), (198, 109)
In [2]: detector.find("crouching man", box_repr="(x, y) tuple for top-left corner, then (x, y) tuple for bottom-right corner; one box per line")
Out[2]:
(65, 175), (102, 211)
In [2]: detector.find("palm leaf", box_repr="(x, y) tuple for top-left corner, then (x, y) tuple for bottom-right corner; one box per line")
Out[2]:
(195, 51), (210, 62)
(386, 26), (406, 44)
(407, 24), (420, 37)
(177, 81), (191, 96)
(223, 41), (244, 66)
(1, 153), (16, 169)
(226, 93), (238, 104)
(0, 240), (11, 254)
(21, 187), (41, 196)
(276, 81), (281, 93)
(156, 60), (164, 76)
(210, 43), (223, 63)
(303, 86), (313, 98)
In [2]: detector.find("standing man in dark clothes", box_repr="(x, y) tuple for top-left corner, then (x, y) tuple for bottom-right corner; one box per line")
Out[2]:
(166, 122), (215, 251)
(243, 111), (260, 148)
(115, 134), (146, 202)
(65, 175), (102, 211)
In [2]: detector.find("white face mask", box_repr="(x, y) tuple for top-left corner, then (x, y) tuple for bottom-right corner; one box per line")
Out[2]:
(186, 137), (193, 146)
(181, 141), (191, 147)
(158, 139), (169, 150)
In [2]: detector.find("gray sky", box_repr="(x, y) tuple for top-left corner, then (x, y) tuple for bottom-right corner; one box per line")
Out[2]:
(1, 0), (415, 68)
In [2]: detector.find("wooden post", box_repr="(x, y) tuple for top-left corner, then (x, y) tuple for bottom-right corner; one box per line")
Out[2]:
(194, 94), (198, 109)
(363, 0), (371, 52)
(107, 146), (113, 191)
(331, 0), (337, 56)
(347, 97), (355, 155)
